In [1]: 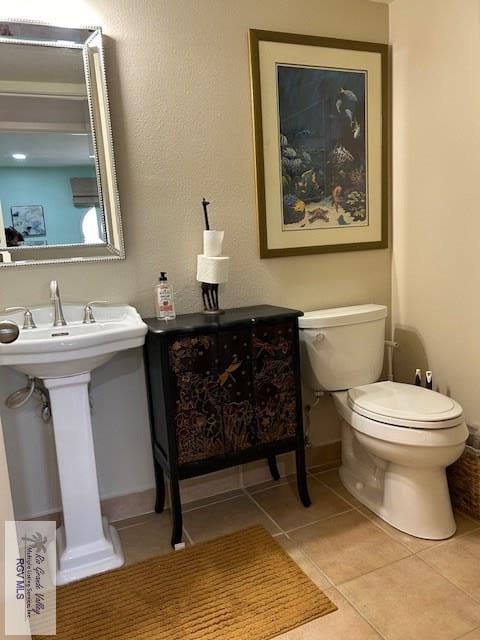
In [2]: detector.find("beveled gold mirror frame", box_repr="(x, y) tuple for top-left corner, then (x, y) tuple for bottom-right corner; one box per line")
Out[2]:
(0, 19), (125, 267)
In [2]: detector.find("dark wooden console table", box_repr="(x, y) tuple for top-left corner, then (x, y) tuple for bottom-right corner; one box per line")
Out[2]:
(143, 305), (311, 546)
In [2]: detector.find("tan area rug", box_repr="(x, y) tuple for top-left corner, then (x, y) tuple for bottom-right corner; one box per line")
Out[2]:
(34, 525), (336, 640)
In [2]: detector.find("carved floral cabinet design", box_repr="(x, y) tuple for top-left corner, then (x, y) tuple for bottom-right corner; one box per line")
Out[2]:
(144, 305), (311, 546)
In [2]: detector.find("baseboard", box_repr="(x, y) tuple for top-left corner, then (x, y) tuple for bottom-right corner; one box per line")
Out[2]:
(306, 440), (342, 471)
(28, 441), (341, 525)
(28, 488), (157, 527)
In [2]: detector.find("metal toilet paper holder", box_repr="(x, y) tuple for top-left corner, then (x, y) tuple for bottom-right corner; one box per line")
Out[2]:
(197, 198), (228, 315)
(200, 282), (223, 314)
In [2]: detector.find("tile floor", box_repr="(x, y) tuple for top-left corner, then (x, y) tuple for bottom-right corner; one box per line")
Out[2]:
(114, 467), (480, 640)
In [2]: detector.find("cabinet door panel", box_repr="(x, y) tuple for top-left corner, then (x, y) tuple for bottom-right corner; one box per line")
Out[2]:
(253, 320), (298, 443)
(168, 334), (225, 465)
(218, 326), (256, 452)
(169, 333), (216, 374)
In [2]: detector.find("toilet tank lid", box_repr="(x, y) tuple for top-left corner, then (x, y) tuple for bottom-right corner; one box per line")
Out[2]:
(298, 304), (388, 329)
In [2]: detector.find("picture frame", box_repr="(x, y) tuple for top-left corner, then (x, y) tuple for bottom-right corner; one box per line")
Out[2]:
(11, 205), (46, 237)
(249, 29), (388, 258)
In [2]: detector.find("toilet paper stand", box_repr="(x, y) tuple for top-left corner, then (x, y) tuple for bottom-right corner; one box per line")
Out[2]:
(196, 198), (229, 315)
(200, 282), (224, 315)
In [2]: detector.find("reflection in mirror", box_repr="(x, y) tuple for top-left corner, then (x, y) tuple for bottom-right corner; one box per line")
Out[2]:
(0, 21), (124, 266)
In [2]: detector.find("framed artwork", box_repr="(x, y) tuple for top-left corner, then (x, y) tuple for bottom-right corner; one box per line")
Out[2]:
(249, 30), (388, 258)
(11, 205), (46, 237)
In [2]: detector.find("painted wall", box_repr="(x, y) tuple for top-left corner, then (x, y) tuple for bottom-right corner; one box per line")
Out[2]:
(0, 165), (95, 246)
(390, 0), (480, 428)
(0, 0), (390, 519)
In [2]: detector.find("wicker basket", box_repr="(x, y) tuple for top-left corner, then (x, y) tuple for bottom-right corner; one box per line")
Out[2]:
(447, 431), (480, 520)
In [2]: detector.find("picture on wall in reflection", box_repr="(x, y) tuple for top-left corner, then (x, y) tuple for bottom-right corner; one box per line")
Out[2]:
(11, 204), (46, 237)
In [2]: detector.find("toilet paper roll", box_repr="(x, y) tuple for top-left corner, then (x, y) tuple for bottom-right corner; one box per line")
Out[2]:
(203, 230), (224, 257)
(196, 254), (230, 284)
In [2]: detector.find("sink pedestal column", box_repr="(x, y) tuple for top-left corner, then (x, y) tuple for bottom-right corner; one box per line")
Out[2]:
(44, 373), (124, 585)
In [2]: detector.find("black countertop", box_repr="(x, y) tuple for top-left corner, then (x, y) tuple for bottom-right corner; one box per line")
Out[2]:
(144, 304), (303, 335)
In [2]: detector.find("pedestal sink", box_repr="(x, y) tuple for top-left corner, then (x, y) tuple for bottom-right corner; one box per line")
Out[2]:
(0, 303), (147, 584)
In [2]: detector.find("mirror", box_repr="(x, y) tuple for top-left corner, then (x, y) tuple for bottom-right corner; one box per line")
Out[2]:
(0, 21), (124, 266)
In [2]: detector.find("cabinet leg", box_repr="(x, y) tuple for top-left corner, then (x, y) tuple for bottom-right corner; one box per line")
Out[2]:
(154, 458), (166, 513)
(295, 445), (311, 508)
(169, 475), (183, 548)
(267, 455), (280, 481)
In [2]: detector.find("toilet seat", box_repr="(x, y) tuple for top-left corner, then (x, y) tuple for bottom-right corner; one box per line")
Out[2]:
(348, 381), (463, 429)
(333, 390), (468, 448)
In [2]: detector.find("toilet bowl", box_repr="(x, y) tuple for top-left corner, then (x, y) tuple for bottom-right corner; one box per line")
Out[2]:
(298, 305), (468, 540)
(334, 383), (467, 539)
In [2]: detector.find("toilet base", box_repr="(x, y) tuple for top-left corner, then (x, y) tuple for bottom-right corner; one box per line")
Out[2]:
(340, 459), (457, 540)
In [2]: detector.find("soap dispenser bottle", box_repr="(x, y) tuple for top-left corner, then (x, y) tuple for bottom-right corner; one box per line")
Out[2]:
(154, 272), (176, 320)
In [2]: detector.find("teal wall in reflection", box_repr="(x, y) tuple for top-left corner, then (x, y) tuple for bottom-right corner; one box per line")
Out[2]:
(0, 165), (96, 245)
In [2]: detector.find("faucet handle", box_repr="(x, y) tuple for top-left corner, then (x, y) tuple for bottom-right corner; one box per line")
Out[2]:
(83, 301), (109, 324)
(5, 307), (36, 330)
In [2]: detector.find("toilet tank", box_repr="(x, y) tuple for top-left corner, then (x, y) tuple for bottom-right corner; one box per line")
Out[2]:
(298, 304), (388, 392)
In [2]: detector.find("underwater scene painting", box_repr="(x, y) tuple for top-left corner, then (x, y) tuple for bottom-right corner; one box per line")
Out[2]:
(278, 64), (367, 230)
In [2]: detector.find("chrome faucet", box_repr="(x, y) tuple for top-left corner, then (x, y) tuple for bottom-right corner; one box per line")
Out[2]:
(50, 280), (67, 327)
(5, 307), (36, 329)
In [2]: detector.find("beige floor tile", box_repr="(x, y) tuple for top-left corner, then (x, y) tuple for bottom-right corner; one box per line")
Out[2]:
(312, 467), (342, 486)
(289, 510), (411, 585)
(179, 466), (241, 503)
(183, 494), (281, 543)
(244, 476), (290, 494)
(341, 556), (480, 640)
(313, 468), (364, 508)
(458, 628), (480, 639)
(251, 475), (352, 531)
(275, 588), (381, 639)
(118, 511), (177, 564)
(242, 453), (296, 486)
(419, 529), (480, 599)
(114, 510), (159, 530)
(276, 536), (332, 591)
(182, 488), (244, 511)
(315, 468), (480, 553)
(308, 461), (342, 474)
(361, 508), (480, 553)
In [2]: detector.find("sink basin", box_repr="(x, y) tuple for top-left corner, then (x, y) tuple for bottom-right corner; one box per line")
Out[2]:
(0, 301), (148, 584)
(0, 303), (147, 378)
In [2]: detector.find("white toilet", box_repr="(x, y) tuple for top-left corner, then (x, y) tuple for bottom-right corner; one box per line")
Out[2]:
(299, 304), (468, 540)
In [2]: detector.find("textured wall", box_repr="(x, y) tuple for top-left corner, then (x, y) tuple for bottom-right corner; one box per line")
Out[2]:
(0, 0), (389, 518)
(390, 0), (480, 426)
